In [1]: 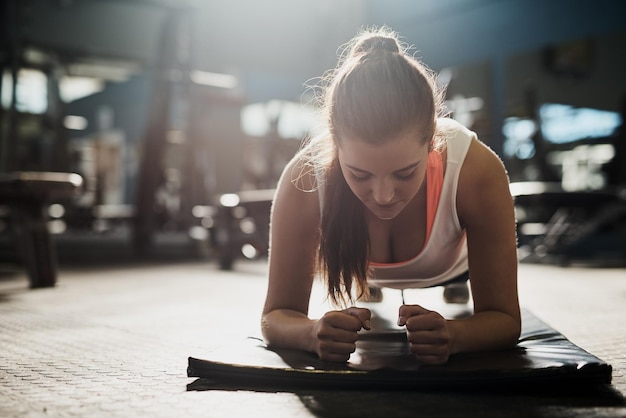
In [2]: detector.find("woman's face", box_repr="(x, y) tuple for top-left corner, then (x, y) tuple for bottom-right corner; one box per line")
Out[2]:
(337, 132), (430, 221)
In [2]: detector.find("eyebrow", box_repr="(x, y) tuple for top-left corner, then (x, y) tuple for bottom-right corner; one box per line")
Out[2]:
(345, 161), (421, 175)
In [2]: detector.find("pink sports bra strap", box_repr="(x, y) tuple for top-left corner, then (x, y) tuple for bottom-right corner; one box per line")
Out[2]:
(425, 150), (444, 243)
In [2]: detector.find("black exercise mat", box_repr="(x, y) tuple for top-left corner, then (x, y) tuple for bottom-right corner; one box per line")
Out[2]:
(187, 309), (612, 391)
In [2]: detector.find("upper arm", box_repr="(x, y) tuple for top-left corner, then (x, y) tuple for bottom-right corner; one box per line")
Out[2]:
(457, 139), (520, 320)
(262, 156), (321, 316)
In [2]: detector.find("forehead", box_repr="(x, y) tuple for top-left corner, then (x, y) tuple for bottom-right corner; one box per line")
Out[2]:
(337, 133), (428, 172)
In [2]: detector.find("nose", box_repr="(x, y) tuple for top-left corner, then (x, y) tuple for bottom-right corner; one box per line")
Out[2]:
(371, 177), (395, 205)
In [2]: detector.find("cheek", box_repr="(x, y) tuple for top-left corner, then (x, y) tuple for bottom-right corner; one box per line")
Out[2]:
(401, 172), (427, 197)
(339, 166), (363, 195)
(343, 177), (367, 198)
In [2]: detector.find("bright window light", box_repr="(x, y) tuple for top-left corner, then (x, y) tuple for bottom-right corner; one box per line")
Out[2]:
(241, 103), (270, 137)
(240, 100), (317, 139)
(64, 115), (88, 130)
(190, 70), (237, 89)
(540, 103), (621, 144)
(60, 76), (104, 102)
(1, 69), (47, 114)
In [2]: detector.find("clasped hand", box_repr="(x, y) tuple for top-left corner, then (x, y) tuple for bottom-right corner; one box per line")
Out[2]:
(313, 305), (451, 365)
(398, 304), (451, 365)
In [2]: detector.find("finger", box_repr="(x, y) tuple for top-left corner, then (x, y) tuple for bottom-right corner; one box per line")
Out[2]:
(409, 342), (448, 357)
(322, 310), (363, 333)
(317, 341), (357, 363)
(319, 339), (357, 355)
(409, 342), (450, 365)
(404, 312), (445, 332)
(319, 351), (352, 363)
(317, 322), (360, 343)
(344, 307), (372, 330)
(406, 330), (448, 345)
(397, 304), (430, 326)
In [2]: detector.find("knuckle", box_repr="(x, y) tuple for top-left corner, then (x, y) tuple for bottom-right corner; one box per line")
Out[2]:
(316, 327), (331, 340)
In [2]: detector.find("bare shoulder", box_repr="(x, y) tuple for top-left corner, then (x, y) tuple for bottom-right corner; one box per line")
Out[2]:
(280, 151), (318, 194)
(457, 137), (513, 226)
(273, 152), (321, 224)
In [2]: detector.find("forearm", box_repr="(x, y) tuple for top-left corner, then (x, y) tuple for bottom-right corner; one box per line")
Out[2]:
(447, 310), (521, 355)
(261, 309), (317, 353)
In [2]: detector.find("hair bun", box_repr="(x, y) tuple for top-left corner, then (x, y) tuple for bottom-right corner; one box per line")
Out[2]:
(354, 35), (400, 55)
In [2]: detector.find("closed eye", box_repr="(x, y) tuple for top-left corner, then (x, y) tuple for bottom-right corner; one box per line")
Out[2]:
(394, 170), (416, 181)
(350, 172), (371, 182)
(344, 161), (421, 183)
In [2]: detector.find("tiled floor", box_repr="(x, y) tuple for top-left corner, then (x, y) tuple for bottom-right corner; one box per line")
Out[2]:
(0, 257), (624, 417)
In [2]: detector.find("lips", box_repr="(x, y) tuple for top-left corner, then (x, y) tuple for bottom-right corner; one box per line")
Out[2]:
(370, 202), (400, 219)
(373, 201), (399, 210)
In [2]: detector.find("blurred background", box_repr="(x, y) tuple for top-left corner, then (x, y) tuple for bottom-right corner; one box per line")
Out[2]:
(1, 0), (625, 284)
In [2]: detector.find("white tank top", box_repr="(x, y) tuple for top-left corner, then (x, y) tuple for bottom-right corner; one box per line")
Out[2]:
(367, 118), (474, 289)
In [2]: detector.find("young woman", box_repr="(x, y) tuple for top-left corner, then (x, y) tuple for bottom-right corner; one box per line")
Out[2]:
(261, 27), (520, 365)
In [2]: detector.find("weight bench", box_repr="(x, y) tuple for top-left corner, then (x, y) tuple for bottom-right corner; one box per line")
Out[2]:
(0, 172), (83, 288)
(510, 181), (626, 264)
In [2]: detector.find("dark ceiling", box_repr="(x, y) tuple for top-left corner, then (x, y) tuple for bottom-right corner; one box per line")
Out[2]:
(5, 0), (626, 103)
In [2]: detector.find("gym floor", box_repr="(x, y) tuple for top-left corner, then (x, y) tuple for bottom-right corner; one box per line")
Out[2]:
(1, 253), (624, 417)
